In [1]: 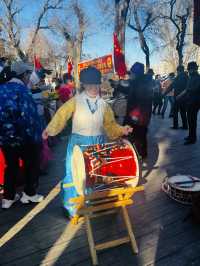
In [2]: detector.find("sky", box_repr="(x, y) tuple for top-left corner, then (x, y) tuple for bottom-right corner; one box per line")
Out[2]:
(11, 0), (159, 69)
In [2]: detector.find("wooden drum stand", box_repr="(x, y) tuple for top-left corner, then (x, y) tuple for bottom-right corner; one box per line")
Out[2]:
(70, 186), (144, 265)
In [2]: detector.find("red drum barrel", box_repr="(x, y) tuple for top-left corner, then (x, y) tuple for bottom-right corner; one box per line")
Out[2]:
(71, 139), (141, 195)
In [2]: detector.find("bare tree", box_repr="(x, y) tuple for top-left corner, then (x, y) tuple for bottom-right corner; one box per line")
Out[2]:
(160, 0), (191, 66)
(24, 31), (56, 65)
(53, 0), (88, 86)
(27, 0), (63, 57)
(0, 0), (26, 60)
(0, 0), (63, 61)
(128, 0), (159, 70)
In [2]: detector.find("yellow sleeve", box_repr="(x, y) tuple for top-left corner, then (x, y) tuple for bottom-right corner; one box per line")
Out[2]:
(46, 97), (75, 136)
(103, 104), (124, 140)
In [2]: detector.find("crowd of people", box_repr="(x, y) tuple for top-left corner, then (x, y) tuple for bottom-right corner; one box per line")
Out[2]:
(151, 61), (200, 145)
(0, 58), (74, 209)
(0, 56), (200, 220)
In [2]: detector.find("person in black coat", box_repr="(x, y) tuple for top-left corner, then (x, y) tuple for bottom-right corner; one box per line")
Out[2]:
(177, 62), (200, 144)
(152, 74), (163, 115)
(184, 62), (200, 144)
(164, 65), (188, 129)
(115, 62), (153, 159)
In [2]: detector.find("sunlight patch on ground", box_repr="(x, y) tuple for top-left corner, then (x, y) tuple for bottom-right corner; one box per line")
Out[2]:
(0, 182), (61, 248)
(40, 221), (83, 266)
(156, 139), (172, 164)
(138, 226), (161, 266)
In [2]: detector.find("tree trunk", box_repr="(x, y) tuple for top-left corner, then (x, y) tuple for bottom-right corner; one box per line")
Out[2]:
(115, 0), (130, 53)
(145, 51), (150, 71)
(15, 46), (27, 61)
(67, 38), (83, 89)
(177, 47), (183, 66)
(133, 8), (150, 70)
(177, 14), (188, 66)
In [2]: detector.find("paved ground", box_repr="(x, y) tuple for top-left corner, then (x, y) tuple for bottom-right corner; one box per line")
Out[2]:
(0, 111), (200, 266)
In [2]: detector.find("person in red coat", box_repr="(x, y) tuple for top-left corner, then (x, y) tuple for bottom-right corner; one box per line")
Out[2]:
(58, 73), (75, 103)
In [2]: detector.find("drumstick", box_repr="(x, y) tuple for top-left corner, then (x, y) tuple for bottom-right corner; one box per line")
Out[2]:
(109, 178), (134, 184)
(80, 141), (117, 147)
(174, 179), (200, 185)
(90, 173), (137, 178)
(94, 178), (135, 191)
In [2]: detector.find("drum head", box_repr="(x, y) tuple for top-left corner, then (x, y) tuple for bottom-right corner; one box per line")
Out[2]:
(122, 139), (140, 188)
(167, 175), (200, 192)
(71, 145), (86, 196)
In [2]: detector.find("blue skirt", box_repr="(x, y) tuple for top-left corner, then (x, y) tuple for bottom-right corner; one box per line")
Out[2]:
(61, 133), (106, 217)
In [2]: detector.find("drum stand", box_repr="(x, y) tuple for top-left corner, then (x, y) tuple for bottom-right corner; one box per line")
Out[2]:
(69, 186), (144, 265)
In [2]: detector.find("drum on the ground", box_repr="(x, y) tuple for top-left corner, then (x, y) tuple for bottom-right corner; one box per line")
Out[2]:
(71, 139), (141, 195)
(162, 175), (200, 205)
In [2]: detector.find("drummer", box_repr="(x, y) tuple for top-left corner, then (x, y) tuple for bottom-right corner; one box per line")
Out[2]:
(42, 66), (133, 219)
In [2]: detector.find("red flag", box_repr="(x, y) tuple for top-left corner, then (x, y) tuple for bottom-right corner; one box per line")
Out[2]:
(113, 33), (127, 78)
(0, 149), (5, 186)
(193, 0), (200, 46)
(67, 57), (73, 75)
(34, 55), (43, 70)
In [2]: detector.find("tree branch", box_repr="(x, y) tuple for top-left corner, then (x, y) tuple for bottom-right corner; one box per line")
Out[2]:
(29, 0), (63, 52)
(2, 0), (26, 59)
(128, 21), (139, 32)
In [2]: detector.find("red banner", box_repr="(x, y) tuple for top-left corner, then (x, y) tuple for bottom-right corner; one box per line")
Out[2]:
(67, 57), (73, 75)
(78, 54), (113, 75)
(113, 33), (127, 78)
(34, 55), (43, 70)
(193, 0), (200, 46)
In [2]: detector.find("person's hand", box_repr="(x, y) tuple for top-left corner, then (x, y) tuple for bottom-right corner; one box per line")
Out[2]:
(42, 129), (49, 140)
(122, 125), (133, 136)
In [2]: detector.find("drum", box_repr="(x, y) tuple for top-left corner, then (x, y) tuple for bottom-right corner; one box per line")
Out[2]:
(162, 175), (200, 205)
(71, 139), (140, 195)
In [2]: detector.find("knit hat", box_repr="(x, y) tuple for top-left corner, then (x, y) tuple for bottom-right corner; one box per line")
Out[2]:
(80, 66), (101, 85)
(130, 62), (144, 75)
(187, 61), (198, 71)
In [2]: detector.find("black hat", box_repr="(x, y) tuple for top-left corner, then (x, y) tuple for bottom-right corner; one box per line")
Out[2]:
(147, 68), (154, 75)
(0, 57), (7, 62)
(187, 61), (198, 70)
(130, 62), (144, 75)
(80, 66), (101, 85)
